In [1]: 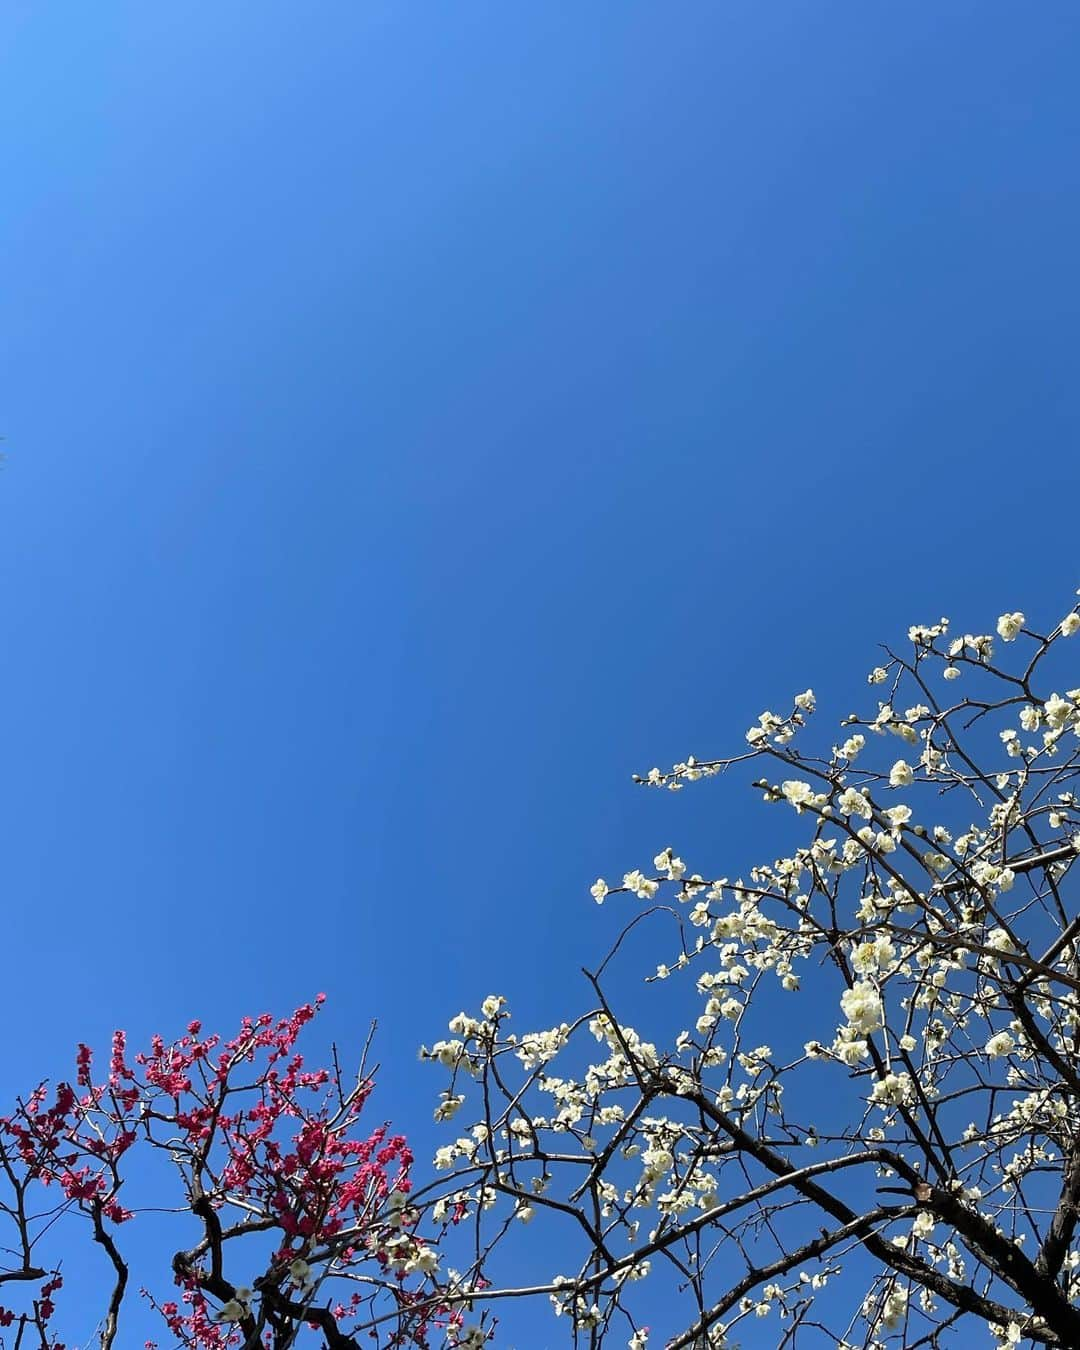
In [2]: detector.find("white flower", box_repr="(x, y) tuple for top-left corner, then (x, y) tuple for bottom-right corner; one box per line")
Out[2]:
(653, 848), (686, 880)
(889, 760), (914, 788)
(781, 780), (815, 812)
(852, 937), (895, 973)
(590, 878), (609, 904)
(642, 1147), (674, 1178)
(997, 611), (1025, 642)
(883, 804), (912, 830)
(838, 787), (872, 819)
(840, 982), (883, 1033)
(427, 1039), (466, 1069)
(985, 927), (1016, 956)
(839, 734), (865, 760)
(1000, 729), (1023, 758)
(870, 1072), (915, 1107)
(869, 666), (888, 685)
(985, 1031), (1015, 1059)
(1062, 613), (1080, 637)
(943, 665), (961, 680)
(448, 1010), (480, 1036)
(215, 1299), (249, 1323)
(794, 689), (816, 711)
(404, 1246), (440, 1276)
(623, 870), (659, 900)
(832, 1035), (869, 1066)
(516, 1024), (570, 1068)
(746, 711), (783, 745)
(288, 1255), (314, 1286)
(880, 1283), (910, 1328)
(434, 1094), (466, 1122)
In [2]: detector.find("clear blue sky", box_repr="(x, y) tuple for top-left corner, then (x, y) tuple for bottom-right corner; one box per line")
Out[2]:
(2, 2), (1079, 1343)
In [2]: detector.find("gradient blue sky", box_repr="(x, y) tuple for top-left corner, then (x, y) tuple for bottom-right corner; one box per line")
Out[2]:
(2, 2), (1080, 1343)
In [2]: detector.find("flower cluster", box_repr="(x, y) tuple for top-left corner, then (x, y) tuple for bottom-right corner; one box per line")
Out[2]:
(422, 591), (1080, 1348)
(0, 1001), (447, 1350)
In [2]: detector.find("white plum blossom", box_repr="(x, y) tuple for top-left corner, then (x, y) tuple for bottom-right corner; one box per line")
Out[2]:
(889, 759), (914, 788)
(517, 1024), (570, 1068)
(840, 982), (883, 1034)
(879, 1283), (910, 1330)
(781, 780), (818, 812)
(832, 1033), (869, 1066)
(851, 936), (895, 973)
(421, 589), (1080, 1350)
(838, 787), (872, 819)
(996, 611), (1025, 642)
(425, 1039), (466, 1069)
(653, 847), (687, 880)
(215, 1298), (250, 1324)
(623, 869), (659, 900)
(434, 1093), (466, 1122)
(870, 1072), (915, 1108)
(1045, 693), (1075, 731)
(884, 804), (912, 831)
(746, 710), (784, 745)
(985, 927), (1016, 956)
(1000, 728), (1023, 758)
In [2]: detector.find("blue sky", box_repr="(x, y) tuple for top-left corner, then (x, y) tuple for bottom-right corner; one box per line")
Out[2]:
(2, 2), (1080, 1343)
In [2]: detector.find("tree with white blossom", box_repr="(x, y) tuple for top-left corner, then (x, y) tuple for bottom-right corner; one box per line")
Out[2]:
(416, 591), (1080, 1348)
